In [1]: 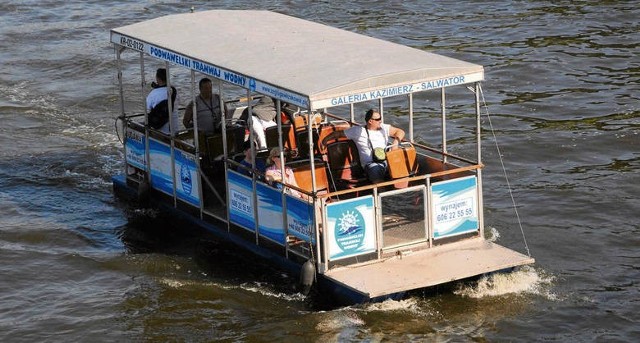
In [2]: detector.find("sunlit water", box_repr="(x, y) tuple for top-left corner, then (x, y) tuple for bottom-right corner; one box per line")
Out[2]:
(1, 1), (638, 341)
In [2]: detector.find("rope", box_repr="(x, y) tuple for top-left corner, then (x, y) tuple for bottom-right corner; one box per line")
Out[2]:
(478, 84), (532, 257)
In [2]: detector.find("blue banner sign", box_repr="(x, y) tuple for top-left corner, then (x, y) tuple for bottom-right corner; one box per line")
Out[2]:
(286, 196), (315, 244)
(431, 176), (479, 239)
(174, 149), (200, 207)
(149, 138), (173, 196)
(228, 171), (256, 231)
(125, 128), (146, 170)
(326, 196), (376, 260)
(256, 183), (285, 243)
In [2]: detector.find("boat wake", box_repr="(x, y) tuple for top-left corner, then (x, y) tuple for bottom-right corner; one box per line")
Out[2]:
(453, 265), (556, 300)
(361, 298), (421, 313)
(315, 310), (365, 331)
(158, 277), (306, 303)
(234, 281), (307, 302)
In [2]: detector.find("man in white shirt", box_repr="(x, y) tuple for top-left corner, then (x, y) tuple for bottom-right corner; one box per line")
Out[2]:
(321, 109), (405, 183)
(146, 68), (179, 135)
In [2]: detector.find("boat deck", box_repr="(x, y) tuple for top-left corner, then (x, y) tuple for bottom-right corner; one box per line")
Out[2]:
(324, 238), (534, 299)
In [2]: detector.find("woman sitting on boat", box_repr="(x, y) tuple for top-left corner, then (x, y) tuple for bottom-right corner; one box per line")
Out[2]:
(265, 147), (308, 200)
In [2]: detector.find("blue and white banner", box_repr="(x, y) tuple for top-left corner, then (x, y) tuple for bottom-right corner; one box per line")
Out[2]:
(256, 183), (285, 243)
(228, 170), (315, 244)
(286, 196), (314, 244)
(148, 139), (201, 206)
(149, 138), (173, 196)
(326, 195), (376, 260)
(125, 128), (146, 170)
(431, 176), (479, 239)
(228, 171), (256, 231)
(174, 149), (200, 207)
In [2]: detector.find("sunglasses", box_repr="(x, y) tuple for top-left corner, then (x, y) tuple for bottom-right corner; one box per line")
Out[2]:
(370, 117), (382, 121)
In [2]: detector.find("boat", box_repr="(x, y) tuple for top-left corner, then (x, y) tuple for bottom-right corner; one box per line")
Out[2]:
(109, 10), (534, 305)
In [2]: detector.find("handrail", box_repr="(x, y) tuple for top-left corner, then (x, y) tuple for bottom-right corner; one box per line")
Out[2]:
(317, 163), (483, 199)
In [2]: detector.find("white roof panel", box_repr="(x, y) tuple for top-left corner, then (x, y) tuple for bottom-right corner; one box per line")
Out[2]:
(111, 10), (484, 109)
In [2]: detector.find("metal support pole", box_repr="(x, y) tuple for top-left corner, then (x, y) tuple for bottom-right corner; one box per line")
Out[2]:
(441, 88), (447, 164)
(190, 71), (204, 218)
(350, 103), (354, 123)
(116, 46), (127, 175)
(408, 93), (414, 142)
(475, 82), (485, 238)
(141, 53), (151, 180)
(166, 62), (177, 207)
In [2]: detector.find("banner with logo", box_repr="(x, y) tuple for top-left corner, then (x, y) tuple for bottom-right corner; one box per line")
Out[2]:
(173, 149), (200, 207)
(326, 195), (376, 260)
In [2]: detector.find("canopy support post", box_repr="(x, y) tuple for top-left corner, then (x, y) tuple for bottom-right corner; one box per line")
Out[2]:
(475, 82), (485, 238)
(441, 88), (447, 164)
(408, 93), (414, 142)
(165, 62), (177, 207)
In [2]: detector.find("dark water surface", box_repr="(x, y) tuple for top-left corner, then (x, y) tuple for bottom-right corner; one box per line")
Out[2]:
(1, 1), (638, 341)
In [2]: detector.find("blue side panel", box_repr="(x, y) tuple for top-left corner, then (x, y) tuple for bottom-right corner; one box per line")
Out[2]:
(256, 183), (285, 243)
(228, 171), (256, 231)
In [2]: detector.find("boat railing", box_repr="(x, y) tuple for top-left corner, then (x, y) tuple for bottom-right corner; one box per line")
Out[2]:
(121, 110), (483, 273)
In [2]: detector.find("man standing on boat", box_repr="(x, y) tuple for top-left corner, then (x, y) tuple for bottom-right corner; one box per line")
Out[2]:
(321, 109), (405, 183)
(146, 68), (179, 135)
(183, 77), (227, 135)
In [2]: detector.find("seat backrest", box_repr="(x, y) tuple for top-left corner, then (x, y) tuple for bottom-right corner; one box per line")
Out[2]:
(317, 120), (351, 155)
(295, 128), (319, 158)
(325, 139), (365, 180)
(292, 162), (329, 194)
(293, 113), (322, 132)
(387, 143), (418, 179)
(265, 124), (295, 150)
(205, 128), (241, 162)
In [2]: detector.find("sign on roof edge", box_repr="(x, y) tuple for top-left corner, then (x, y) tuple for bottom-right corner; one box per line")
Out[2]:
(111, 32), (311, 109)
(111, 31), (483, 110)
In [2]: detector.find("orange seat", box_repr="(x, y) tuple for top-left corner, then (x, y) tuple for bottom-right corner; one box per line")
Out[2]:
(292, 162), (330, 195)
(325, 139), (368, 191)
(317, 120), (350, 155)
(386, 143), (419, 188)
(292, 113), (322, 157)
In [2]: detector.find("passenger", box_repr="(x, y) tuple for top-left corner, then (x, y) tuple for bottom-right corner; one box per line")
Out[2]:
(265, 147), (308, 200)
(321, 108), (405, 183)
(238, 140), (266, 177)
(242, 96), (278, 149)
(183, 77), (228, 135)
(146, 68), (179, 135)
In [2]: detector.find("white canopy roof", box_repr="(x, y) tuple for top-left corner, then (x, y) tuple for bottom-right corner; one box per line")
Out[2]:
(111, 10), (484, 109)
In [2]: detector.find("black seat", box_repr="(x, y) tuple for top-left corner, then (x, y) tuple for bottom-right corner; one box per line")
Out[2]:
(265, 124), (295, 151)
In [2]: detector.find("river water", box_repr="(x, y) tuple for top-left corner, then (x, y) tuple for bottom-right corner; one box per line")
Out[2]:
(1, 1), (638, 342)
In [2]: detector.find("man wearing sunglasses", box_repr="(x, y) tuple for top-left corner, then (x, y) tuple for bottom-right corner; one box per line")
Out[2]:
(321, 108), (405, 183)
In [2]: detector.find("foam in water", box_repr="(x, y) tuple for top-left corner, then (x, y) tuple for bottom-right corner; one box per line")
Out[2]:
(315, 310), (365, 331)
(361, 297), (421, 313)
(453, 265), (556, 300)
(159, 277), (307, 302)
